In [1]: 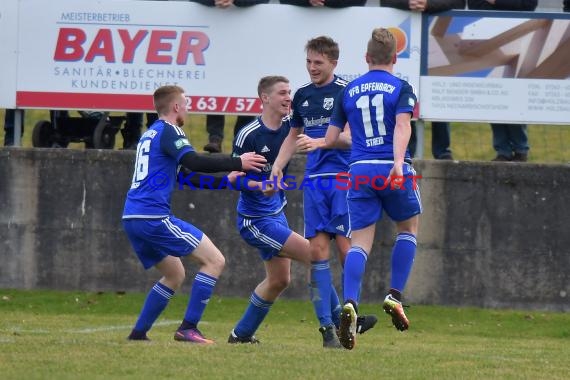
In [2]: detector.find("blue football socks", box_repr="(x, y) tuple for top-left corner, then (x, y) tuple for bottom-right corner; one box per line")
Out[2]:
(133, 282), (174, 333)
(310, 260), (334, 327)
(234, 292), (273, 338)
(343, 246), (368, 305)
(390, 233), (417, 292)
(183, 272), (217, 326)
(330, 283), (341, 328)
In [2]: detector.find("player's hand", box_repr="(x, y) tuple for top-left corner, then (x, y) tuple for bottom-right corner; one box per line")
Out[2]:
(214, 0), (234, 8)
(409, 0), (427, 11)
(296, 134), (322, 153)
(270, 166), (286, 190)
(309, 0), (325, 6)
(240, 152), (267, 172)
(389, 165), (404, 190)
(262, 181), (278, 197)
(226, 171), (245, 184)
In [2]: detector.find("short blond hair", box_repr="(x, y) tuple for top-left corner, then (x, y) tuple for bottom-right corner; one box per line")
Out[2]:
(153, 85), (185, 115)
(367, 28), (396, 65)
(257, 76), (289, 98)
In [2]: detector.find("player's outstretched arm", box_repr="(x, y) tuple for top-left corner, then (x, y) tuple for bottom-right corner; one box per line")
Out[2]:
(178, 167), (246, 190)
(179, 151), (266, 174)
(272, 127), (302, 190)
(323, 123), (343, 149)
(298, 124), (351, 152)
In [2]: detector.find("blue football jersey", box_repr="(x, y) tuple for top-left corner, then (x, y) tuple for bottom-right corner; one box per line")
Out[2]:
(233, 116), (290, 218)
(330, 70), (416, 164)
(123, 120), (195, 219)
(290, 75), (350, 177)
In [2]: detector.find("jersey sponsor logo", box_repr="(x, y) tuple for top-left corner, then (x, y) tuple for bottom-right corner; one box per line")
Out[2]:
(323, 97), (334, 110)
(142, 129), (158, 139)
(303, 116), (330, 127)
(174, 138), (190, 149)
(302, 100), (309, 107)
(261, 145), (270, 153)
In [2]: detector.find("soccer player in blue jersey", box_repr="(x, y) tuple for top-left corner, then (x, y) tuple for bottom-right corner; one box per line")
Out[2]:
(325, 28), (422, 350)
(271, 36), (376, 348)
(122, 85), (267, 343)
(227, 76), (315, 344)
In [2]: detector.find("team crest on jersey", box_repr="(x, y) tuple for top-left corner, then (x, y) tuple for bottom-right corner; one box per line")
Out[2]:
(174, 138), (190, 149)
(323, 97), (334, 110)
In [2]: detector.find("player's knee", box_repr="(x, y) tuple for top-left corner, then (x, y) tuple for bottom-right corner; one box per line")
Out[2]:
(169, 269), (186, 290)
(206, 250), (225, 275)
(269, 275), (290, 292)
(309, 241), (328, 260)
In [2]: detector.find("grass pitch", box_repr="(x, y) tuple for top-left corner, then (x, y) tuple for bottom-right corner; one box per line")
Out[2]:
(0, 289), (568, 379)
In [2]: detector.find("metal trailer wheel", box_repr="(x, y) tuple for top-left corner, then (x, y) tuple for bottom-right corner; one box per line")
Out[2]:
(93, 121), (116, 149)
(32, 120), (55, 147)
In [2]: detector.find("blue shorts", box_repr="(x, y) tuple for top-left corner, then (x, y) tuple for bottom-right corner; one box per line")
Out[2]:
(122, 216), (203, 269)
(237, 212), (293, 261)
(347, 162), (422, 230)
(303, 177), (350, 239)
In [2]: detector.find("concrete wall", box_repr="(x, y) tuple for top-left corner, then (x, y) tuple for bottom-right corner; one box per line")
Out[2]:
(0, 148), (568, 311)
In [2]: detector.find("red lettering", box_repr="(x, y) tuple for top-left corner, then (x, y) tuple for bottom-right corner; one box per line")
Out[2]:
(54, 28), (86, 61)
(371, 175), (389, 190)
(85, 29), (115, 63)
(54, 28), (208, 65)
(408, 175), (421, 190)
(354, 175), (369, 190)
(335, 173), (351, 191)
(390, 175), (405, 190)
(119, 29), (148, 63)
(146, 30), (177, 64)
(176, 31), (209, 65)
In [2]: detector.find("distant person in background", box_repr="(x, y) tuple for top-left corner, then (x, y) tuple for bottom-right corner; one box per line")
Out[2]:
(190, 0), (269, 153)
(280, 0), (366, 7)
(122, 113), (158, 150)
(565, 0), (569, 11)
(382, 0), (466, 160)
(3, 109), (23, 146)
(203, 114), (257, 153)
(468, 0), (536, 162)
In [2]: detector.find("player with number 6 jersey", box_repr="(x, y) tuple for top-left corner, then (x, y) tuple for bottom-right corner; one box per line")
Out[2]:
(122, 85), (266, 344)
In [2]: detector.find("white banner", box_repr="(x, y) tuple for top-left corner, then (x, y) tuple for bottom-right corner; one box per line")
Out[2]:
(420, 12), (570, 124)
(0, 0), (19, 108)
(15, 0), (421, 114)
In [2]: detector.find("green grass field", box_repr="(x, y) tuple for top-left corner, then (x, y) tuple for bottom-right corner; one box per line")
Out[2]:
(1, 289), (568, 379)
(1, 109), (569, 163)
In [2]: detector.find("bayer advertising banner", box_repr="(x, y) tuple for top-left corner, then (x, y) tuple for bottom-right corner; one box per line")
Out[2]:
(14, 0), (421, 113)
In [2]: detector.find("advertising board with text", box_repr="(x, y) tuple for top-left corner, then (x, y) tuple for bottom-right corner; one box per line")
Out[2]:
(420, 11), (570, 124)
(15, 0), (421, 114)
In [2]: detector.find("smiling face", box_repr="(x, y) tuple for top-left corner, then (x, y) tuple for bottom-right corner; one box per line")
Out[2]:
(306, 49), (337, 87)
(264, 81), (291, 118)
(258, 76), (291, 119)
